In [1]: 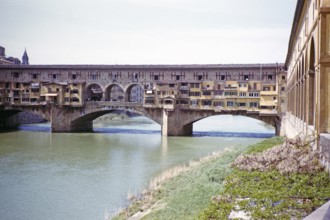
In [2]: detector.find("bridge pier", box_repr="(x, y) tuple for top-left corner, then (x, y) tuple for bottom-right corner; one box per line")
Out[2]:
(50, 105), (93, 132)
(161, 109), (193, 136)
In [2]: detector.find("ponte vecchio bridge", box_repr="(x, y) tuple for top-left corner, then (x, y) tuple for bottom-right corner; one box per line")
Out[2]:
(0, 64), (286, 136)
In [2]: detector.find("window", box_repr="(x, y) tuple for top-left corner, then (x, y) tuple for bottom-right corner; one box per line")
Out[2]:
(13, 72), (19, 78)
(249, 102), (258, 108)
(224, 91), (237, 96)
(53, 74), (57, 79)
(244, 75), (249, 80)
(249, 92), (259, 97)
(145, 98), (155, 104)
(282, 75), (286, 80)
(154, 75), (159, 80)
(72, 74), (77, 80)
(189, 91), (200, 96)
(202, 91), (211, 96)
(239, 103), (246, 107)
(176, 75), (180, 80)
(179, 99), (189, 104)
(191, 83), (200, 88)
(198, 75), (203, 80)
(213, 101), (224, 107)
(221, 75), (225, 80)
(202, 100), (212, 106)
(71, 97), (80, 102)
(239, 92), (246, 97)
(33, 74), (37, 79)
(214, 90), (223, 95)
(191, 100), (199, 106)
(227, 101), (235, 107)
(169, 84), (175, 88)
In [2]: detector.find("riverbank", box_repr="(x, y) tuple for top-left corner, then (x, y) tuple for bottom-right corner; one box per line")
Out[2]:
(111, 137), (330, 219)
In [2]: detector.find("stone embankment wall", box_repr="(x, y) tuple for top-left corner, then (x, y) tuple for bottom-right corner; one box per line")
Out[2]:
(320, 134), (330, 174)
(17, 112), (46, 124)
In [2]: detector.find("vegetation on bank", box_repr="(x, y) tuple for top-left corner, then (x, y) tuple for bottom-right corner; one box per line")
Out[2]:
(112, 137), (330, 220)
(112, 145), (249, 220)
(199, 137), (330, 219)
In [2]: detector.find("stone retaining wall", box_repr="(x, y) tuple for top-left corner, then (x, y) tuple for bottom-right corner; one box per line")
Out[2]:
(319, 134), (330, 174)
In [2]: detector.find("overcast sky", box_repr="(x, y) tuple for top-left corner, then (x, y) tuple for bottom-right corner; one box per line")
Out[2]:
(1, 0), (297, 65)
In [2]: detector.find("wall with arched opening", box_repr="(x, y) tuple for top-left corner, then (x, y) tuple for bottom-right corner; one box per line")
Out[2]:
(124, 84), (144, 103)
(105, 84), (124, 102)
(86, 84), (103, 101)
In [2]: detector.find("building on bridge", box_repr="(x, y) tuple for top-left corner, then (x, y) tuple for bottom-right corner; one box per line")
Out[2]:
(0, 64), (285, 114)
(0, 63), (286, 135)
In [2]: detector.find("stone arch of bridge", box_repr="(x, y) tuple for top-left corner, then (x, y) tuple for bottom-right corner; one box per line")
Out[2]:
(124, 83), (144, 103)
(68, 105), (161, 132)
(0, 107), (50, 129)
(105, 83), (125, 101)
(179, 111), (278, 135)
(86, 83), (104, 101)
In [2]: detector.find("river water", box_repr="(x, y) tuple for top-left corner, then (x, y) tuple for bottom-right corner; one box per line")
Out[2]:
(0, 115), (274, 220)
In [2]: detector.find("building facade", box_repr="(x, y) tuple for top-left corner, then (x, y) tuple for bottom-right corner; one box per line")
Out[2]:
(0, 64), (284, 117)
(285, 0), (330, 170)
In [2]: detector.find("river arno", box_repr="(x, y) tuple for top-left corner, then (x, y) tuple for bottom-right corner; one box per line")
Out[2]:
(0, 115), (274, 220)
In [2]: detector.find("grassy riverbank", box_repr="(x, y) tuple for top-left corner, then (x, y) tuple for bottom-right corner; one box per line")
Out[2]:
(112, 137), (330, 219)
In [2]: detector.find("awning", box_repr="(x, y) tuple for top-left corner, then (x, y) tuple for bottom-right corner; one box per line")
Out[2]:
(31, 83), (40, 88)
(41, 93), (58, 97)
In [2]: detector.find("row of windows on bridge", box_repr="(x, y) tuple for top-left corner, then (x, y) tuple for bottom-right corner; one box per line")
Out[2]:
(144, 99), (262, 108)
(10, 71), (277, 81)
(160, 90), (261, 97)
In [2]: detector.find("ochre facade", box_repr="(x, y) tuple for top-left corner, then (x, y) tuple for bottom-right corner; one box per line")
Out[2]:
(285, 0), (330, 171)
(0, 64), (285, 135)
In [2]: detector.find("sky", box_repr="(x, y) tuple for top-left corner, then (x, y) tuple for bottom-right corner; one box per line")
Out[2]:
(1, 0), (297, 65)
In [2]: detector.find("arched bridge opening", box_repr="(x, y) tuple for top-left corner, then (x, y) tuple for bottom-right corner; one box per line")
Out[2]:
(191, 115), (275, 137)
(0, 108), (49, 130)
(164, 109), (281, 136)
(63, 104), (162, 133)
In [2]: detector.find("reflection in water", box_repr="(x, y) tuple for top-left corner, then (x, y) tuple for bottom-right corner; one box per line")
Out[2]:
(0, 115), (274, 220)
(161, 136), (168, 157)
